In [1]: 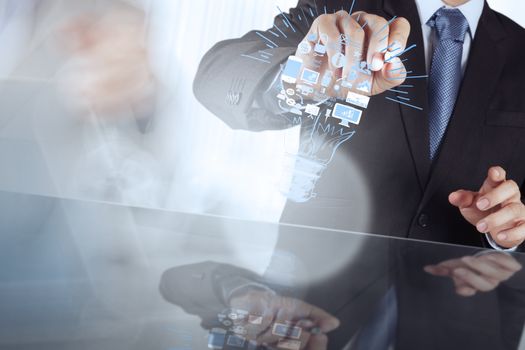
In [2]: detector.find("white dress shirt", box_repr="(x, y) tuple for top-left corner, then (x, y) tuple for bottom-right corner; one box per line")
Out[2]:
(414, 0), (516, 251)
(414, 0), (484, 76)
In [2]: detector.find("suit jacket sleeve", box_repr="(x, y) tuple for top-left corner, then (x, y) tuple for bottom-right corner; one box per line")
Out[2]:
(193, 0), (316, 131)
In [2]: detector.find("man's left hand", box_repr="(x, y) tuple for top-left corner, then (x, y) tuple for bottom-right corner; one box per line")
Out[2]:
(449, 166), (525, 249)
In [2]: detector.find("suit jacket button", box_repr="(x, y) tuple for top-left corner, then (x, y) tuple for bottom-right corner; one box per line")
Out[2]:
(418, 213), (430, 228)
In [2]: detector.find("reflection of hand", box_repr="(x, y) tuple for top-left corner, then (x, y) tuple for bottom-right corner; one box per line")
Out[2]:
(424, 253), (522, 297)
(293, 10), (410, 97)
(449, 166), (525, 249)
(58, 9), (155, 116)
(229, 289), (340, 350)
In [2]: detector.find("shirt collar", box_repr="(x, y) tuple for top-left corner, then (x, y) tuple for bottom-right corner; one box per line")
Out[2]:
(414, 0), (484, 37)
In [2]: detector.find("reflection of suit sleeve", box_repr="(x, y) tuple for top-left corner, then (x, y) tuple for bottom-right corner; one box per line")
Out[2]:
(160, 261), (273, 327)
(193, 0), (316, 131)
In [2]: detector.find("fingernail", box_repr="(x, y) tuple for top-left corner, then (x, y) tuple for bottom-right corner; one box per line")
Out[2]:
(497, 233), (508, 241)
(477, 198), (490, 210)
(476, 221), (488, 233)
(370, 56), (383, 71)
(454, 268), (467, 277)
(494, 169), (500, 178)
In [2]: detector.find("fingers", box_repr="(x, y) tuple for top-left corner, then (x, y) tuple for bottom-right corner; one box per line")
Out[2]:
(352, 12), (389, 70)
(424, 264), (452, 277)
(371, 17), (410, 92)
(350, 13), (410, 95)
(449, 190), (477, 209)
(493, 222), (525, 248)
(371, 57), (406, 95)
(454, 282), (477, 297)
(452, 267), (500, 293)
(480, 253), (522, 272)
(459, 256), (515, 282)
(476, 202), (525, 234)
(387, 17), (410, 59)
(476, 180), (522, 212)
(479, 166), (507, 194)
(306, 304), (340, 333)
(336, 13), (365, 80)
(250, 298), (338, 348)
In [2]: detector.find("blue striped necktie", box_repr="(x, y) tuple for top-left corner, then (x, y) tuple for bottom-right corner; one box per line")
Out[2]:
(427, 8), (469, 160)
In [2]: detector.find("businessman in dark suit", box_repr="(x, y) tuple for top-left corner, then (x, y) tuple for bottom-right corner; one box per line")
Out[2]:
(194, 0), (525, 250)
(161, 0), (525, 348)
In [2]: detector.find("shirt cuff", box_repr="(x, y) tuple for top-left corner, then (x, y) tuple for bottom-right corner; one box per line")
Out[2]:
(485, 233), (519, 252)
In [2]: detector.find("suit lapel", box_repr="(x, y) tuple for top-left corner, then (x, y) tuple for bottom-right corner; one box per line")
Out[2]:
(383, 0), (431, 189)
(419, 2), (508, 206)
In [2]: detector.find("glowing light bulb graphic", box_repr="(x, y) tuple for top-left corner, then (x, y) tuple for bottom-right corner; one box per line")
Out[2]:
(280, 114), (355, 203)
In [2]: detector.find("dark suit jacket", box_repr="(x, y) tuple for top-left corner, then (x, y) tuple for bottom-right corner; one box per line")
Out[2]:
(193, 0), (525, 249)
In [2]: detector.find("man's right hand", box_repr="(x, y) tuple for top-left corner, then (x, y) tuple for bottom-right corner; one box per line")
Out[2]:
(229, 289), (340, 349)
(293, 10), (410, 98)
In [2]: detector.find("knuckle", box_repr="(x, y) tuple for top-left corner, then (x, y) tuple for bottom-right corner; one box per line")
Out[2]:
(375, 17), (389, 28)
(317, 14), (334, 25)
(336, 10), (349, 17)
(509, 202), (522, 217)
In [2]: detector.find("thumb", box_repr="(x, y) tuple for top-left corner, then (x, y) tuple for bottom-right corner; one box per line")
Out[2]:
(371, 56), (406, 95)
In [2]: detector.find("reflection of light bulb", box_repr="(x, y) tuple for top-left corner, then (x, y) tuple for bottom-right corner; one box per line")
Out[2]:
(280, 115), (355, 203)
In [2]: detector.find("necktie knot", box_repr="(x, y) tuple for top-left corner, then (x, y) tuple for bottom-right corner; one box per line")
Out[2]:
(427, 8), (470, 43)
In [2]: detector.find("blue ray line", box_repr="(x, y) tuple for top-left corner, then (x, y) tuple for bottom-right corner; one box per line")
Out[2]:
(361, 20), (368, 29)
(259, 51), (273, 56)
(309, 8), (315, 17)
(324, 5), (327, 14)
(241, 54), (271, 64)
(399, 84), (414, 88)
(385, 44), (417, 62)
(277, 6), (296, 32)
(256, 32), (278, 47)
(397, 96), (411, 101)
(373, 16), (397, 37)
(273, 24), (287, 39)
(380, 42), (396, 53)
(389, 75), (428, 80)
(301, 8), (310, 27)
(268, 30), (279, 37)
(388, 66), (406, 72)
(388, 89), (409, 95)
(313, 0), (319, 16)
(349, 0), (356, 14)
(386, 96), (423, 110)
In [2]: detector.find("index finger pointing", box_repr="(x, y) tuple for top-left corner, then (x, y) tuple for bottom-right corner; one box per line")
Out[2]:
(480, 166), (507, 194)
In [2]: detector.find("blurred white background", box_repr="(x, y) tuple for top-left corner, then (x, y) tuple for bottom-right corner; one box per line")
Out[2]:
(145, 0), (525, 223)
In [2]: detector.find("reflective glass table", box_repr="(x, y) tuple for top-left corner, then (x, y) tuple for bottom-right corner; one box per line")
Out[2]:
(1, 190), (524, 350)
